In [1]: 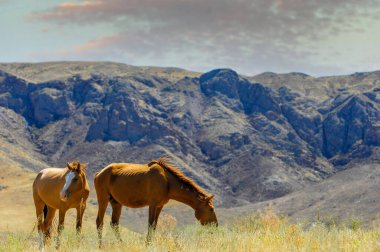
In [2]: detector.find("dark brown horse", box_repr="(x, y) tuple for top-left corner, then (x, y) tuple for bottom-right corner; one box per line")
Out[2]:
(32, 162), (90, 249)
(94, 157), (217, 246)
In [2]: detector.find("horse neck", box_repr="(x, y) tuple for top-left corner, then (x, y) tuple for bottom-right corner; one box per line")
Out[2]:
(79, 172), (87, 194)
(167, 175), (202, 210)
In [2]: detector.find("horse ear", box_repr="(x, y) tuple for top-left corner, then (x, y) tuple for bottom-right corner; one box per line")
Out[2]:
(79, 163), (87, 173)
(67, 162), (72, 170)
(76, 162), (81, 171)
(206, 195), (214, 201)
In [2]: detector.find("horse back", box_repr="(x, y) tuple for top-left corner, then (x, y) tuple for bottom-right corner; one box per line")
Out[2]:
(33, 168), (66, 188)
(95, 163), (150, 181)
(33, 168), (66, 208)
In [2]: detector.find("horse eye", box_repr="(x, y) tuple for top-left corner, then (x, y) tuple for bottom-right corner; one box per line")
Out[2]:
(73, 178), (79, 182)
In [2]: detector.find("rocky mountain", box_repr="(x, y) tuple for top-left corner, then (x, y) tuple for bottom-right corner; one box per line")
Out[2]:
(0, 62), (379, 207)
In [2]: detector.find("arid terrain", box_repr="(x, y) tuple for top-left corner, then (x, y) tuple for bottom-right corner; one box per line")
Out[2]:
(0, 62), (379, 242)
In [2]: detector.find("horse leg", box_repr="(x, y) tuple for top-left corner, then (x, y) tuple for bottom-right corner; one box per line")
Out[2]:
(146, 205), (163, 244)
(96, 194), (109, 248)
(76, 201), (86, 236)
(56, 208), (67, 249)
(110, 200), (123, 242)
(33, 196), (45, 250)
(43, 206), (56, 243)
(153, 206), (163, 230)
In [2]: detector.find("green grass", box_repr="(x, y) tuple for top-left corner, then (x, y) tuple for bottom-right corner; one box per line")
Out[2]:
(2, 210), (380, 251)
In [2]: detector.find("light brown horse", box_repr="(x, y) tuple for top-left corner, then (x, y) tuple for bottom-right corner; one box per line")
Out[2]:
(94, 156), (217, 246)
(32, 162), (90, 249)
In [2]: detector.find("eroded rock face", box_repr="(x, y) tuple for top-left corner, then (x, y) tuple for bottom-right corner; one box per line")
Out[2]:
(72, 77), (105, 104)
(30, 88), (70, 127)
(84, 80), (170, 143)
(199, 69), (281, 115)
(238, 82), (281, 114)
(365, 126), (380, 146)
(0, 64), (379, 206)
(0, 73), (72, 127)
(0, 71), (30, 115)
(200, 69), (240, 99)
(281, 104), (320, 150)
(86, 95), (166, 143)
(321, 95), (378, 159)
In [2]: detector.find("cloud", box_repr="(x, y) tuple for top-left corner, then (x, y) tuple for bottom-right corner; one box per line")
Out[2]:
(31, 34), (127, 60)
(29, 0), (380, 75)
(30, 0), (378, 39)
(29, 1), (105, 22)
(59, 34), (125, 55)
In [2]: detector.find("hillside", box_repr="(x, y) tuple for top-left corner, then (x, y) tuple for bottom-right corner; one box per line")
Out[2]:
(0, 62), (379, 212)
(223, 161), (380, 227)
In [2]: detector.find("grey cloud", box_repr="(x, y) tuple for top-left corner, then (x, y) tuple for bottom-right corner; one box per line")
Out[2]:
(30, 0), (380, 75)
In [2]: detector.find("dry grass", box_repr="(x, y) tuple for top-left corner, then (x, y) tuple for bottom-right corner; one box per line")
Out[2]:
(2, 209), (380, 252)
(0, 162), (38, 232)
(2, 162), (380, 251)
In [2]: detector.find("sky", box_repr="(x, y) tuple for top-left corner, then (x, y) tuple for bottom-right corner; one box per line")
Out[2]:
(0, 0), (380, 76)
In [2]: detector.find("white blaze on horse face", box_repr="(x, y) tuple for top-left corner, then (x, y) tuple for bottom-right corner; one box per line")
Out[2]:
(60, 171), (75, 201)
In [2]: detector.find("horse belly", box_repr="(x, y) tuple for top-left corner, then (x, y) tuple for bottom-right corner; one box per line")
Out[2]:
(109, 175), (167, 208)
(109, 178), (149, 207)
(118, 196), (149, 208)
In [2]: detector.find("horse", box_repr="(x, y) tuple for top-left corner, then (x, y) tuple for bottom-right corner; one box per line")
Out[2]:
(32, 162), (90, 249)
(94, 156), (218, 246)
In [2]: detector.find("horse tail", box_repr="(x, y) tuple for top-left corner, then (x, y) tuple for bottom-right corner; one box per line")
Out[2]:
(43, 205), (48, 220)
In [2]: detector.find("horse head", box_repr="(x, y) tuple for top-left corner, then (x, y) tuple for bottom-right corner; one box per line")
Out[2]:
(195, 195), (218, 226)
(60, 162), (87, 202)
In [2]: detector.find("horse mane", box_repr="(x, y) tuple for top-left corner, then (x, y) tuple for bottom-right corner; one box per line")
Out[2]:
(68, 161), (87, 174)
(148, 156), (209, 200)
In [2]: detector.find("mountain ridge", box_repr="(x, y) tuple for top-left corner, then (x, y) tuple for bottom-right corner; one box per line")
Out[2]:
(0, 62), (379, 208)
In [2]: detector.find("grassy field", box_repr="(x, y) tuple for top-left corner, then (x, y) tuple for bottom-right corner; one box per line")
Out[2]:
(2, 161), (380, 251)
(1, 210), (380, 252)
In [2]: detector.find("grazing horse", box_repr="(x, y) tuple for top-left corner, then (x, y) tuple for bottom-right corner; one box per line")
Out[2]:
(94, 156), (218, 246)
(32, 162), (90, 249)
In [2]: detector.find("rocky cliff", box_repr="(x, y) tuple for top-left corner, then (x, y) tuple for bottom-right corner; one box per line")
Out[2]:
(0, 62), (379, 206)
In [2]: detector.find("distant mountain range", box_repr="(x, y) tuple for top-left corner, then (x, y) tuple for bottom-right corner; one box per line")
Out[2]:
(0, 62), (379, 208)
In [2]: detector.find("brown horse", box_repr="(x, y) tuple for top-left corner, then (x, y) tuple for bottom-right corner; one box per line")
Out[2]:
(32, 162), (90, 249)
(94, 156), (217, 246)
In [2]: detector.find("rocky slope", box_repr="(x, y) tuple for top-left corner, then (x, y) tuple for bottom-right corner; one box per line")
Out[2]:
(0, 62), (379, 207)
(223, 161), (380, 227)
